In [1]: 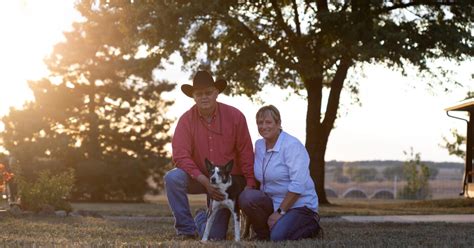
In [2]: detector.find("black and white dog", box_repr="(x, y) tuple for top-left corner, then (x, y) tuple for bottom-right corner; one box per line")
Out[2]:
(202, 159), (242, 242)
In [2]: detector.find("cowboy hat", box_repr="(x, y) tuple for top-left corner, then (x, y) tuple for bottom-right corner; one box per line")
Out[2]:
(181, 71), (227, 98)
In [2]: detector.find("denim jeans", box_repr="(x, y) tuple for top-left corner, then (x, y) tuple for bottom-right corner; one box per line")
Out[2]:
(239, 189), (320, 241)
(164, 168), (245, 240)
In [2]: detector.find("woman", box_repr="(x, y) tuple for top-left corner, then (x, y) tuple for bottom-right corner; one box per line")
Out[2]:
(239, 105), (320, 241)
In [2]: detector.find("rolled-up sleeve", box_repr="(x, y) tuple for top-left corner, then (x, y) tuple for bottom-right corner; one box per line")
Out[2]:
(285, 141), (310, 194)
(172, 116), (203, 179)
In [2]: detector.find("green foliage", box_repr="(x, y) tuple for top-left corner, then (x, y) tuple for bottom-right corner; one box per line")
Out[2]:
(382, 166), (405, 181)
(345, 167), (378, 182)
(399, 149), (431, 200)
(382, 164), (438, 181)
(426, 165), (439, 180)
(331, 165), (349, 183)
(81, 0), (472, 204)
(442, 91), (473, 160)
(3, 1), (471, 204)
(0, 0), (175, 201)
(71, 157), (171, 201)
(17, 169), (75, 212)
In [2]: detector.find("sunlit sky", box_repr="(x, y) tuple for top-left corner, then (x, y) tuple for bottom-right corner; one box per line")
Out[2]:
(0, 0), (472, 162)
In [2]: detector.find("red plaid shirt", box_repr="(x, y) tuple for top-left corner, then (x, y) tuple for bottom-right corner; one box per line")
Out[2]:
(172, 102), (256, 187)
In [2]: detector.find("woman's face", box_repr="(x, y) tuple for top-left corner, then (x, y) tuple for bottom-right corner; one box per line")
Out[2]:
(257, 112), (281, 141)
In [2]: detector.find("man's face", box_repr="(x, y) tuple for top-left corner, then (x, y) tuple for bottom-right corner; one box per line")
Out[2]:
(192, 86), (218, 113)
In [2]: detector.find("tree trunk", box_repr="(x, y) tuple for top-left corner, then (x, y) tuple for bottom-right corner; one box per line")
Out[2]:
(305, 76), (330, 204)
(305, 57), (352, 205)
(312, 143), (329, 204)
(87, 89), (100, 160)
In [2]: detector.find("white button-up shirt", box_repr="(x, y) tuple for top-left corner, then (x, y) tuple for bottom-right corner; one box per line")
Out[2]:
(254, 131), (319, 212)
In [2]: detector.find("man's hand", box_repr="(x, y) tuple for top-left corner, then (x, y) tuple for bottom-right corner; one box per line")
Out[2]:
(206, 184), (225, 201)
(196, 174), (225, 201)
(267, 212), (282, 230)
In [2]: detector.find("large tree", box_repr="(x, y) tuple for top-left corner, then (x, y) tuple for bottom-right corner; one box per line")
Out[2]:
(1, 2), (175, 201)
(84, 0), (472, 203)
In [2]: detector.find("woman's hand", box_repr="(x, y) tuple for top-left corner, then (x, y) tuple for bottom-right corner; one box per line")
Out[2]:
(267, 212), (282, 230)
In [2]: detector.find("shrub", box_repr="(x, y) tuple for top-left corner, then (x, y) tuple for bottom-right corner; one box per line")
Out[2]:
(383, 166), (405, 181)
(399, 149), (431, 200)
(17, 168), (75, 212)
(346, 167), (378, 182)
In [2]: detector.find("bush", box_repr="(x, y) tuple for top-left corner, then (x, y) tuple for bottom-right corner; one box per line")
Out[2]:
(383, 166), (405, 181)
(17, 168), (75, 212)
(346, 167), (378, 182)
(399, 149), (431, 200)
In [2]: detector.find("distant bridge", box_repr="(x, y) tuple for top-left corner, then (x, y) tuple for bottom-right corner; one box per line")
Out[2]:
(325, 187), (395, 199)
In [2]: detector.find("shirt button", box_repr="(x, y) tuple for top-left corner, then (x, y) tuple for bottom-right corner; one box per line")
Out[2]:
(208, 136), (212, 139)
(210, 149), (213, 152)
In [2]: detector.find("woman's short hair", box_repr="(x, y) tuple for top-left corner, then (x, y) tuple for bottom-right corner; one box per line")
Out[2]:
(256, 105), (281, 125)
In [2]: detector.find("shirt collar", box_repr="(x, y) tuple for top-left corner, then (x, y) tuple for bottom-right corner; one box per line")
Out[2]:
(197, 104), (218, 120)
(267, 130), (285, 153)
(195, 103), (222, 134)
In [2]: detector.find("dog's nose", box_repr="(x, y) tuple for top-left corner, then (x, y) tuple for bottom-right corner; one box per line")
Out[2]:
(211, 177), (216, 184)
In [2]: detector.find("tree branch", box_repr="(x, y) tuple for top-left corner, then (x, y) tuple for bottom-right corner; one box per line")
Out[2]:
(270, 0), (297, 41)
(379, 0), (455, 13)
(322, 55), (352, 136)
(341, 0), (350, 12)
(316, 0), (328, 12)
(303, 0), (318, 15)
(221, 14), (298, 72)
(291, 0), (302, 37)
(267, 0), (309, 70)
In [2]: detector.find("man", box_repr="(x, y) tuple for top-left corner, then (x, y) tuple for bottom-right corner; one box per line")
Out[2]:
(164, 70), (256, 240)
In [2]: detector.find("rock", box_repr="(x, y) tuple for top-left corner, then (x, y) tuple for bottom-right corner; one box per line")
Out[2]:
(69, 211), (81, 217)
(0, 209), (8, 217)
(39, 204), (55, 216)
(7, 204), (22, 216)
(55, 210), (67, 217)
(73, 210), (103, 218)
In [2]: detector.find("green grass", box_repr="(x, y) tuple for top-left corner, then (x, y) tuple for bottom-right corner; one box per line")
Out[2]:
(72, 195), (207, 216)
(321, 197), (474, 216)
(71, 196), (474, 217)
(0, 215), (472, 247)
(0, 197), (473, 247)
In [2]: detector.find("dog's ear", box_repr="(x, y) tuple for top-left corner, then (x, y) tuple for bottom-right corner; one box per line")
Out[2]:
(224, 160), (233, 173)
(205, 158), (213, 173)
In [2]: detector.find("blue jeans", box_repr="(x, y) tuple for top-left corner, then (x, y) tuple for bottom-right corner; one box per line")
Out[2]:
(164, 168), (245, 240)
(239, 189), (320, 241)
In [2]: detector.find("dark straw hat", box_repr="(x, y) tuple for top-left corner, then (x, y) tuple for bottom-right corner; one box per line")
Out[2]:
(181, 71), (227, 98)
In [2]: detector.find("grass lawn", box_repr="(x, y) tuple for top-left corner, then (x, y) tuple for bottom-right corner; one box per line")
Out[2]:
(0, 196), (473, 247)
(72, 195), (474, 216)
(321, 197), (474, 216)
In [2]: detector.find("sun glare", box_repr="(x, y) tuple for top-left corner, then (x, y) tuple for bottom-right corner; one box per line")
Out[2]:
(0, 0), (79, 117)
